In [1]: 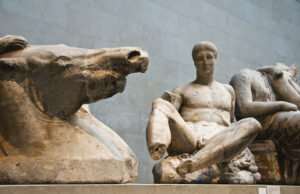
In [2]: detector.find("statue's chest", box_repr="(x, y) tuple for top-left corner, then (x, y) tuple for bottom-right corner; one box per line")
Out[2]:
(251, 75), (274, 102)
(182, 85), (231, 109)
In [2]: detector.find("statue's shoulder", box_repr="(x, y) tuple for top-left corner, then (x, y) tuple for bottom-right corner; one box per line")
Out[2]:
(236, 68), (259, 78)
(215, 81), (235, 97)
(223, 83), (234, 94)
(230, 69), (258, 86)
(172, 83), (190, 95)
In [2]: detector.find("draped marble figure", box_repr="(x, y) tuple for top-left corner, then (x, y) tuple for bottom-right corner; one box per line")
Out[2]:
(230, 63), (300, 184)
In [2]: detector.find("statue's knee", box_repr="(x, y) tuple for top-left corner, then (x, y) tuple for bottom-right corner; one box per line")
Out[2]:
(153, 98), (165, 107)
(153, 98), (170, 108)
(238, 118), (261, 135)
(243, 118), (261, 134)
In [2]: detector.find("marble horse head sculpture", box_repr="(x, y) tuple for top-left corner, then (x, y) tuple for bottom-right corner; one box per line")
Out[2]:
(0, 35), (148, 183)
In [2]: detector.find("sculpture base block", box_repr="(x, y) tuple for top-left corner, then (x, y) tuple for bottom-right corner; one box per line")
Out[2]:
(0, 184), (298, 194)
(249, 140), (282, 184)
(0, 157), (137, 184)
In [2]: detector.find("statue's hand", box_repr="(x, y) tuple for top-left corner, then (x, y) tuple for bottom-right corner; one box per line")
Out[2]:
(279, 101), (298, 111)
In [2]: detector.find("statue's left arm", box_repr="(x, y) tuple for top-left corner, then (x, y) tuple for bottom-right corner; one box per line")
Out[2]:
(273, 75), (300, 108)
(224, 84), (235, 123)
(259, 65), (300, 108)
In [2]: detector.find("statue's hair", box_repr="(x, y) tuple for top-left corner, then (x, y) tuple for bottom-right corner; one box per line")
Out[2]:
(192, 41), (218, 60)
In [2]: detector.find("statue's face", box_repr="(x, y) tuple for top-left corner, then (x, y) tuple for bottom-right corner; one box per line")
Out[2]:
(193, 49), (216, 75)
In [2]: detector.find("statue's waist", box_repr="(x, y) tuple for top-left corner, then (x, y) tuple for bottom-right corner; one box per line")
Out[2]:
(181, 108), (230, 126)
(186, 121), (226, 141)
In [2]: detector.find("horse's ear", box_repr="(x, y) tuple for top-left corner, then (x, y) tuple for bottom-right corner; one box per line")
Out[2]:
(0, 35), (28, 54)
(0, 58), (25, 72)
(289, 64), (298, 77)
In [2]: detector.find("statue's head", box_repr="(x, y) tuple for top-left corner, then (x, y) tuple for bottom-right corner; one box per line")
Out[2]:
(192, 41), (217, 76)
(0, 43), (148, 118)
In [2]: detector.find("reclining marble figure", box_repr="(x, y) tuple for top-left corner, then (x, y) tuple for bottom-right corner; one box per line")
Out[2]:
(146, 41), (261, 183)
(0, 35), (148, 183)
(230, 63), (300, 184)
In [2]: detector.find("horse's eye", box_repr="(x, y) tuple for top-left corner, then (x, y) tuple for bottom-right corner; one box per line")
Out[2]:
(88, 81), (96, 90)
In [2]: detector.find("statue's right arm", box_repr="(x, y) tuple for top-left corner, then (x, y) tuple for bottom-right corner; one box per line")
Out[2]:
(230, 74), (297, 118)
(159, 87), (183, 111)
(146, 87), (183, 160)
(0, 35), (28, 55)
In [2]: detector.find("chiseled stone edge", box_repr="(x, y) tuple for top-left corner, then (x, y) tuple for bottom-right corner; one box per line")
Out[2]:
(0, 157), (138, 184)
(0, 184), (298, 194)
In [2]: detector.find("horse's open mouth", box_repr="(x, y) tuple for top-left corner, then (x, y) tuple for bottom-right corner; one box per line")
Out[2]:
(139, 58), (149, 73)
(85, 70), (127, 103)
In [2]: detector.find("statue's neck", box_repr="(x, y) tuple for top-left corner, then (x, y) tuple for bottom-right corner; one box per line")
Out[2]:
(195, 73), (214, 85)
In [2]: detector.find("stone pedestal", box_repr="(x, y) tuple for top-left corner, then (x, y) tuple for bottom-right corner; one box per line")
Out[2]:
(249, 140), (282, 184)
(0, 184), (298, 194)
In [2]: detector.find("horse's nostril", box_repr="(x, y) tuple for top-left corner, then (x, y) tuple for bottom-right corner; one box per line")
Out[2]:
(127, 51), (140, 61)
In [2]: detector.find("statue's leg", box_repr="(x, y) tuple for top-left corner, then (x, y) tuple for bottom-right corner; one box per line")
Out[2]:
(177, 118), (261, 175)
(146, 98), (197, 160)
(260, 111), (300, 184)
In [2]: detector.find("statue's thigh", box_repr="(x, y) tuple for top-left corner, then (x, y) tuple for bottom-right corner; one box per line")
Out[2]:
(169, 122), (197, 154)
(204, 118), (260, 160)
(262, 111), (300, 138)
(213, 118), (260, 147)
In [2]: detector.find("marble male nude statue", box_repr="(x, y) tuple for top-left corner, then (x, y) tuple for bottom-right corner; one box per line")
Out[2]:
(230, 63), (300, 184)
(146, 41), (261, 176)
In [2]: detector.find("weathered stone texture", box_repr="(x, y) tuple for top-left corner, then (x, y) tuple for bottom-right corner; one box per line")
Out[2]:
(0, 0), (299, 183)
(248, 140), (281, 184)
(0, 35), (149, 183)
